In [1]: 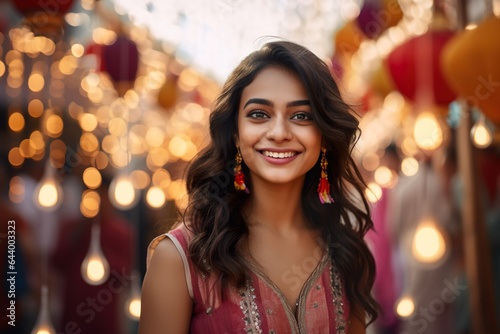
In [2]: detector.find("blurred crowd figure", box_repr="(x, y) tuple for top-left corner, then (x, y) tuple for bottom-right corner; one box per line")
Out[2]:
(367, 138), (500, 334)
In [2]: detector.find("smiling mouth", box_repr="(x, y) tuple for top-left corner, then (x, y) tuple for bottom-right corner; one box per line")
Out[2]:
(260, 150), (299, 159)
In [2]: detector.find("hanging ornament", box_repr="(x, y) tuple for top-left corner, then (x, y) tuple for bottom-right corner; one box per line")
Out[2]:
(441, 16), (500, 125)
(33, 162), (63, 212)
(411, 216), (449, 265)
(125, 271), (142, 321)
(356, 0), (403, 39)
(81, 220), (110, 286)
(101, 35), (139, 96)
(470, 114), (493, 149)
(386, 29), (456, 106)
(108, 174), (139, 210)
(31, 285), (56, 334)
(11, 0), (75, 37)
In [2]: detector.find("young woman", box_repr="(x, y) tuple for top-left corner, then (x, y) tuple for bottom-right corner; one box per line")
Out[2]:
(139, 41), (378, 333)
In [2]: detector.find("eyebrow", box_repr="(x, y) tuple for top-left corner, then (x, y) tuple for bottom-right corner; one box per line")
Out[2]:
(243, 98), (310, 109)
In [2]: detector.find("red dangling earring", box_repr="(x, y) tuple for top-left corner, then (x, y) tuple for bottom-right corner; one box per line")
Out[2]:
(318, 148), (334, 204)
(234, 149), (250, 193)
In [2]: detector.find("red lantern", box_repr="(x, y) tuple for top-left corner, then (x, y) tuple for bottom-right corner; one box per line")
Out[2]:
(386, 30), (456, 106)
(87, 36), (139, 96)
(10, 0), (75, 37)
(356, 0), (403, 39)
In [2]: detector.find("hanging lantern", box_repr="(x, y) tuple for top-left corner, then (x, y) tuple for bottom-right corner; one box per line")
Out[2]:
(386, 29), (456, 106)
(31, 285), (56, 334)
(441, 16), (500, 125)
(10, 0), (75, 37)
(356, 0), (403, 39)
(33, 162), (63, 212)
(333, 21), (366, 60)
(101, 35), (139, 96)
(81, 221), (110, 286)
(157, 75), (178, 112)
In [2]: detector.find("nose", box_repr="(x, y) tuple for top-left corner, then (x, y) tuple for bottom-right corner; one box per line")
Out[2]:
(266, 115), (292, 142)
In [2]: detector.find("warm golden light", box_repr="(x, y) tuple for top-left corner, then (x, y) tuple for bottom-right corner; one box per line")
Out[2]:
(31, 285), (56, 334)
(130, 170), (150, 189)
(108, 118), (127, 137)
(401, 157), (419, 177)
(152, 169), (171, 190)
(365, 182), (383, 203)
(8, 112), (25, 132)
(80, 133), (99, 153)
(0, 60), (5, 77)
(145, 127), (165, 147)
(45, 115), (63, 137)
(34, 165), (63, 211)
(146, 186), (166, 209)
(38, 183), (59, 208)
(470, 116), (492, 149)
(127, 298), (141, 320)
(102, 135), (120, 154)
(28, 72), (45, 92)
(71, 43), (85, 58)
(92, 151), (109, 170)
(80, 113), (98, 132)
(412, 218), (447, 264)
(8, 147), (24, 167)
(396, 296), (415, 318)
(413, 112), (443, 151)
(362, 153), (380, 171)
(9, 176), (25, 204)
(401, 137), (418, 157)
(169, 136), (188, 157)
(59, 55), (78, 75)
(147, 148), (169, 168)
(81, 223), (110, 285)
(109, 175), (139, 209)
(83, 167), (102, 189)
(374, 166), (393, 187)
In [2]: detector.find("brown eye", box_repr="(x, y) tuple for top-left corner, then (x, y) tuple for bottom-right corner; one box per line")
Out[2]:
(247, 110), (269, 119)
(291, 112), (313, 121)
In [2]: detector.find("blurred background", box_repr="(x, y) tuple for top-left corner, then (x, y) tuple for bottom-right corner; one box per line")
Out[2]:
(0, 0), (499, 333)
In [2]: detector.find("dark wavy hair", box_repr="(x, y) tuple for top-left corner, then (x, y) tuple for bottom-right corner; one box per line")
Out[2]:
(184, 40), (378, 324)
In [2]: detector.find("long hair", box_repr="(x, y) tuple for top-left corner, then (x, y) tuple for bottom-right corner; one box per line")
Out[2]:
(184, 40), (378, 324)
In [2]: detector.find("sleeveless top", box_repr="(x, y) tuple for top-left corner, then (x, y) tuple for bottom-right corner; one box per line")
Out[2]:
(147, 224), (350, 333)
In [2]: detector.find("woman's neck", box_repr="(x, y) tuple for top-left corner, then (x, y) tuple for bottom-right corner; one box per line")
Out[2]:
(243, 176), (307, 233)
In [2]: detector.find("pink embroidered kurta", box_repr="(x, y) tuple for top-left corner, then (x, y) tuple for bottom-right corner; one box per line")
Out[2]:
(147, 225), (350, 333)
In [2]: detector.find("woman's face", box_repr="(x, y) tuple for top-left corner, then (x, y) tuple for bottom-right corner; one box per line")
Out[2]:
(236, 66), (322, 187)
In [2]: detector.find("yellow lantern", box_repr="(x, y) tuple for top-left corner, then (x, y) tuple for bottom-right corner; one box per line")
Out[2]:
(441, 17), (500, 125)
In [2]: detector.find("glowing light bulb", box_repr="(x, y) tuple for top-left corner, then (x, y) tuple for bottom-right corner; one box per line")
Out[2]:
(34, 163), (63, 211)
(470, 115), (492, 149)
(31, 285), (56, 334)
(396, 296), (415, 318)
(125, 272), (142, 321)
(413, 112), (443, 151)
(412, 217), (448, 264)
(109, 174), (139, 210)
(365, 182), (383, 203)
(81, 222), (110, 285)
(146, 186), (166, 209)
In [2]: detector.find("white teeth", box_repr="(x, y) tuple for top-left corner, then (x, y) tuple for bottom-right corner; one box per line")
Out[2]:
(262, 151), (297, 159)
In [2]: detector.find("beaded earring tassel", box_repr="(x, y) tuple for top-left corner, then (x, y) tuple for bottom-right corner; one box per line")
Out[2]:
(318, 148), (334, 204)
(234, 150), (250, 193)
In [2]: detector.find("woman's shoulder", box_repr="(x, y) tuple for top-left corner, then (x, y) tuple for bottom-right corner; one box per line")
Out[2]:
(146, 222), (193, 267)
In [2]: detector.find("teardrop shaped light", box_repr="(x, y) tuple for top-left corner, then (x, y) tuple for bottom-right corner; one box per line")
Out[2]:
(412, 216), (448, 264)
(81, 221), (110, 285)
(109, 173), (139, 210)
(470, 114), (492, 149)
(33, 162), (63, 211)
(31, 285), (56, 334)
(395, 295), (415, 318)
(125, 271), (142, 321)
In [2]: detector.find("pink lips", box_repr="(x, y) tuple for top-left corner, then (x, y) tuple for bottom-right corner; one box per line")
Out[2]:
(259, 149), (300, 165)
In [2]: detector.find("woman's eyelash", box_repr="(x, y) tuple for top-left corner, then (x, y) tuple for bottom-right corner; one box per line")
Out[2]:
(247, 110), (268, 118)
(291, 112), (313, 120)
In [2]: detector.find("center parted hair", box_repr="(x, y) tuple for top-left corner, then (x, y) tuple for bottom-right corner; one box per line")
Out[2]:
(184, 41), (378, 324)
